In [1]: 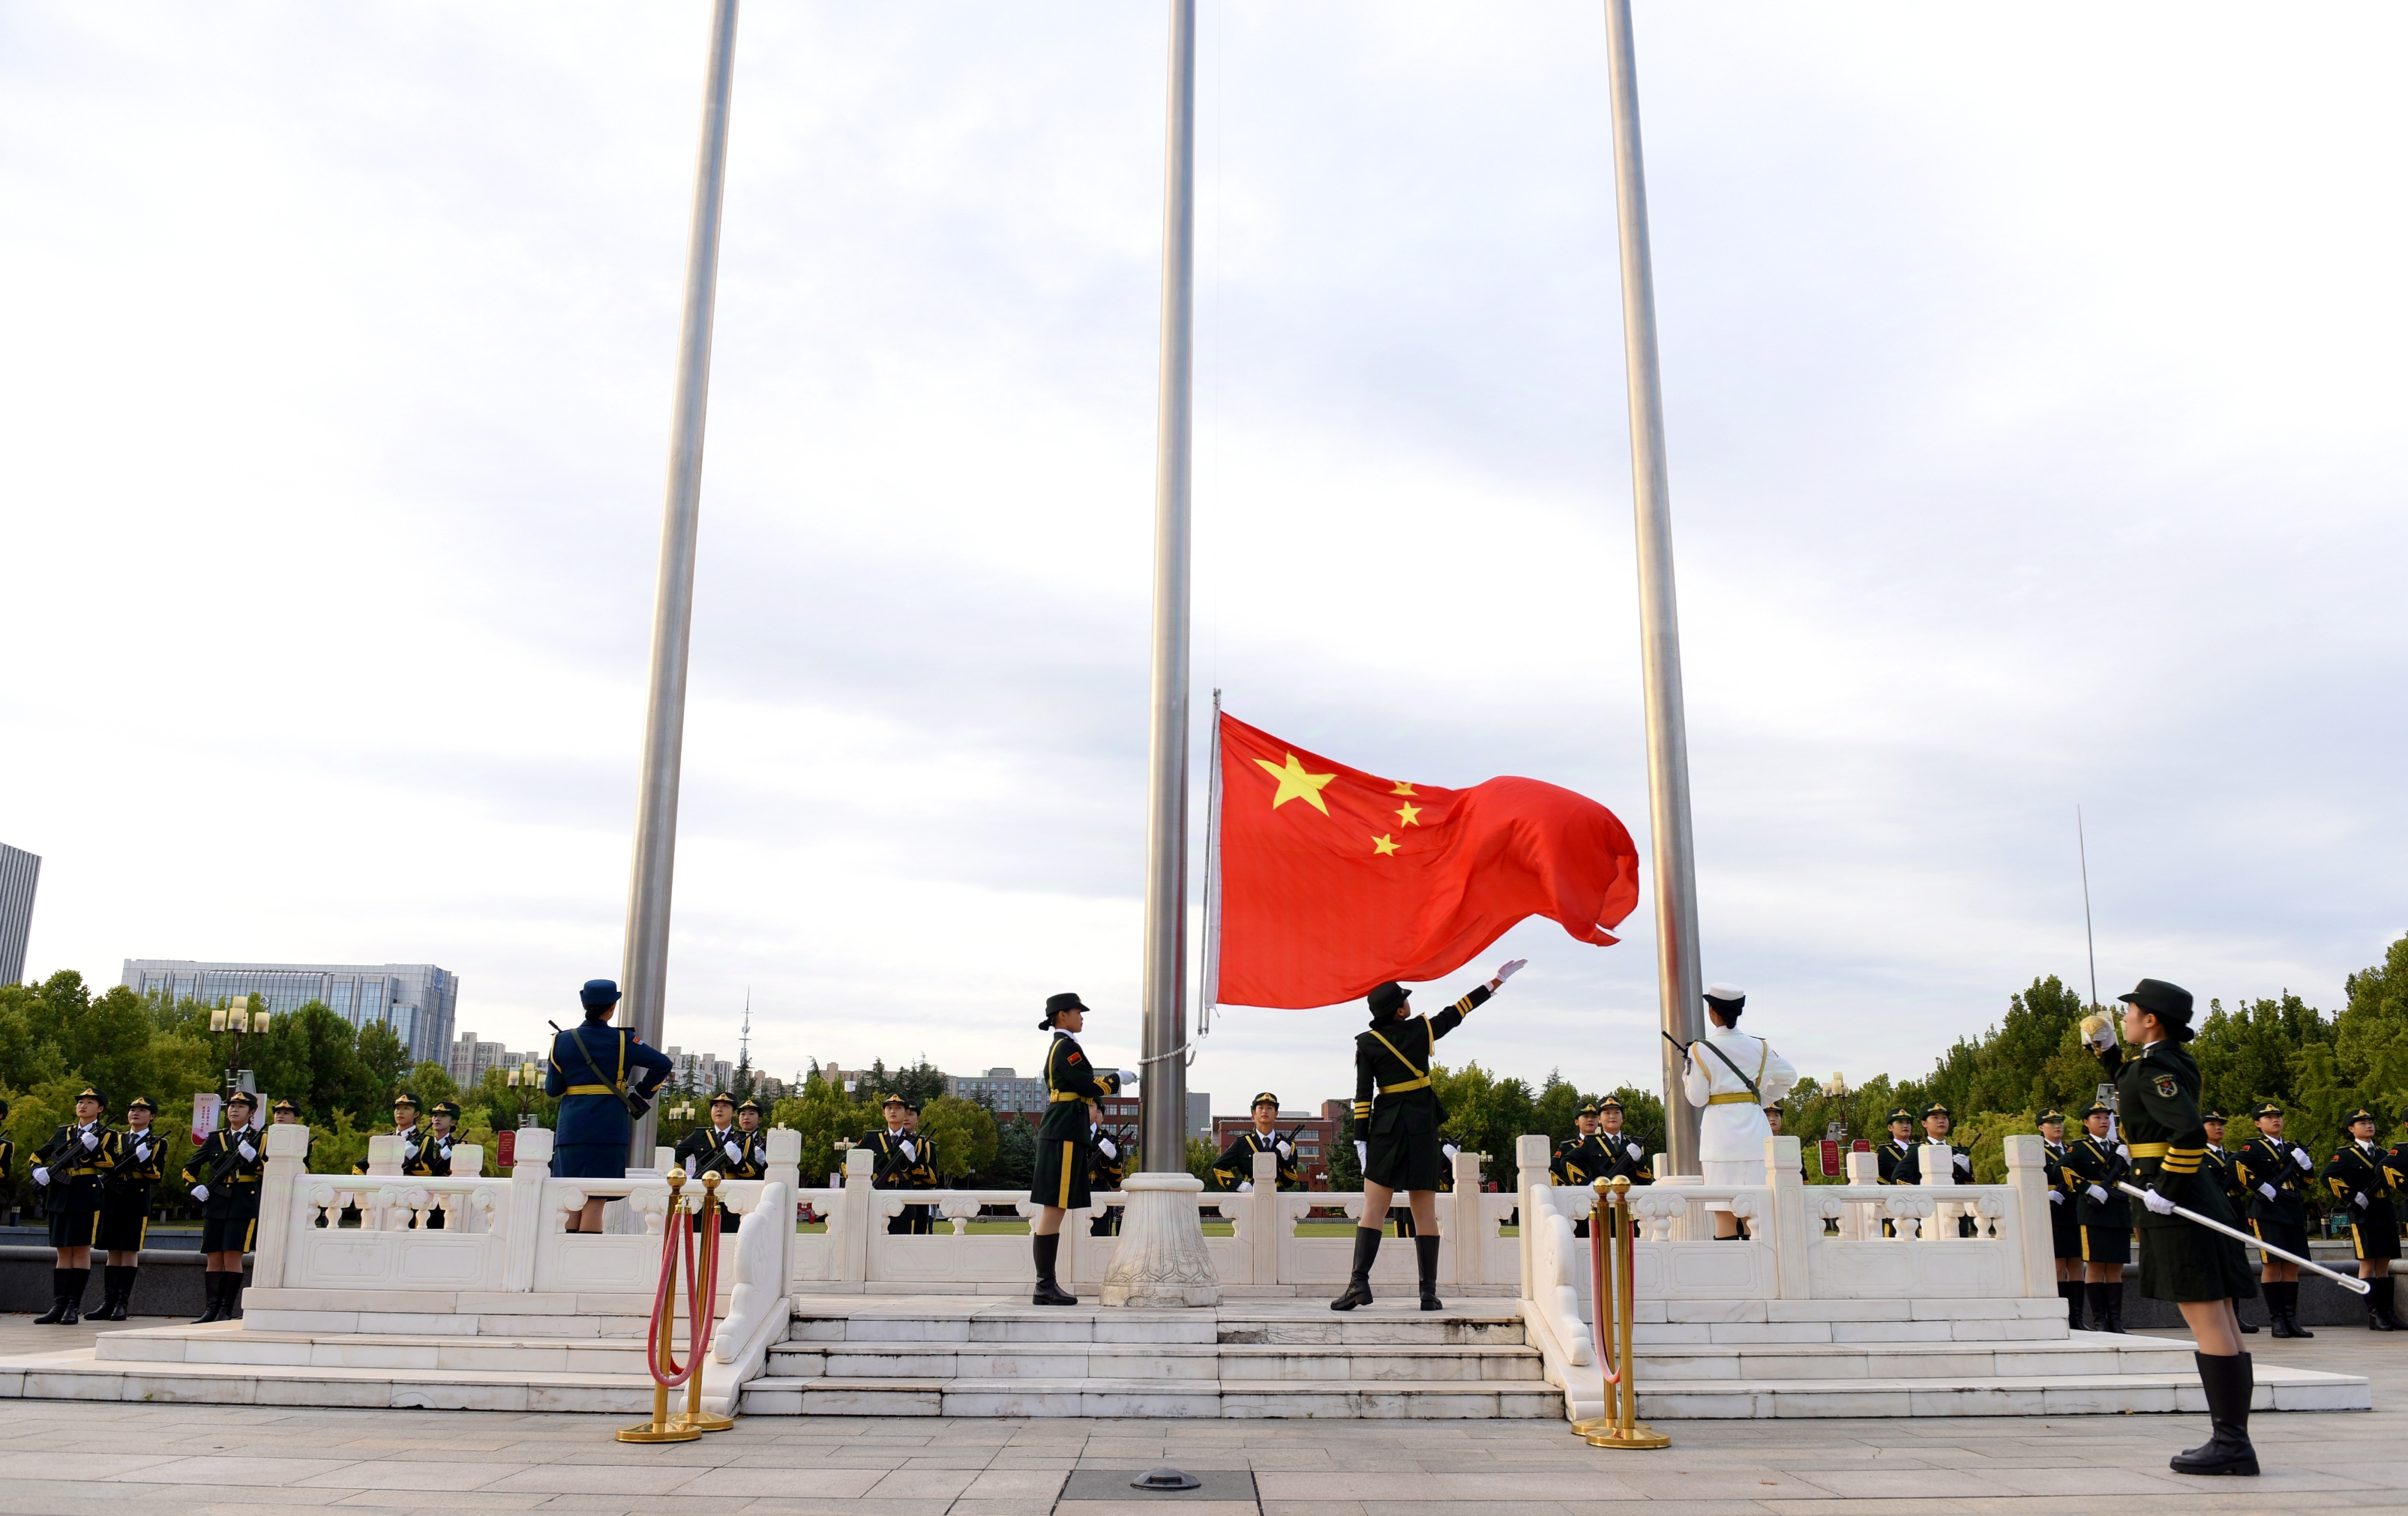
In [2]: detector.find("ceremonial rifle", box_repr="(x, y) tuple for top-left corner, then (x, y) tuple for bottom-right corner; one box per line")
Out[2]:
(2114, 1181), (2368, 1295)
(32, 1121), (109, 1185)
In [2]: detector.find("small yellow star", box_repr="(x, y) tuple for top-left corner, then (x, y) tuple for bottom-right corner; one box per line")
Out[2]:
(1390, 781), (1416, 795)
(1394, 801), (1422, 827)
(1372, 834), (1399, 856)
(1255, 752), (1337, 813)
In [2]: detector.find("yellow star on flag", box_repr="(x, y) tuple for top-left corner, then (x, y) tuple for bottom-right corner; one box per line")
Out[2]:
(1256, 752), (1338, 814)
(1390, 781), (1416, 795)
(1372, 834), (1399, 856)
(1394, 801), (1422, 827)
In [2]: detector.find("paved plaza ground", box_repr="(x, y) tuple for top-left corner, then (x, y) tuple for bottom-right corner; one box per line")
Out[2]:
(2, 1315), (2405, 1514)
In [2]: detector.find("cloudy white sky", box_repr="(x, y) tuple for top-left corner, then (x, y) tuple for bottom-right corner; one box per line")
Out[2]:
(4, 3), (2403, 1121)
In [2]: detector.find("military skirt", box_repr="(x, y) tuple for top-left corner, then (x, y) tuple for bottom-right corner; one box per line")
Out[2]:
(97, 1185), (153, 1253)
(1363, 1092), (1446, 1192)
(2348, 1201), (2403, 1262)
(2138, 1220), (2258, 1303)
(1030, 1131), (1093, 1212)
(2248, 1215), (2308, 1259)
(200, 1185), (262, 1255)
(45, 1179), (104, 1249)
(2079, 1221), (2131, 1267)
(2049, 1194), (2082, 1259)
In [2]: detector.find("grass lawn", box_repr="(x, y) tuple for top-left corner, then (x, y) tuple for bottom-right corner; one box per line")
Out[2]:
(790, 1218), (1523, 1237)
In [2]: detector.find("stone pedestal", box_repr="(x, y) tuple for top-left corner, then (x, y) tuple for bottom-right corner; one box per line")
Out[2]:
(1100, 1172), (1220, 1308)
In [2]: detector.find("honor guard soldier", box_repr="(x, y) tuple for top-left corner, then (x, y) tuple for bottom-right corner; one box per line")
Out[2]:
(2065, 1100), (2133, 1332)
(1893, 1104), (1978, 1236)
(2199, 1110), (2260, 1334)
(30, 1086), (119, 1325)
(2036, 1111), (2088, 1327)
(1676, 983), (1798, 1240)
(424, 1101), (462, 1176)
(1763, 1105), (1809, 1185)
(184, 1090), (264, 1323)
(2232, 1101), (2316, 1338)
(1336, 960), (1525, 1312)
(1875, 1110), (1916, 1185)
(1027, 992), (1129, 1305)
(862, 1094), (925, 1236)
(271, 1098), (315, 1168)
(1552, 1103), (1610, 1236)
(1213, 1093), (1301, 1192)
(899, 1101), (939, 1234)
(2322, 1107), (2401, 1330)
(95, 1095), (165, 1320)
(544, 978), (676, 1233)
(1087, 1101), (1126, 1236)
(355, 1092), (423, 1175)
(2087, 979), (2261, 1477)
(677, 1093), (757, 1233)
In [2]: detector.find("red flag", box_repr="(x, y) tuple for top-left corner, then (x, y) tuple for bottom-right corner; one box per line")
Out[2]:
(1213, 712), (1641, 1010)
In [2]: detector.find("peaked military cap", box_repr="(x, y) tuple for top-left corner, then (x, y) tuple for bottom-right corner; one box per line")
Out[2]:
(708, 1091), (735, 1108)
(75, 1086), (103, 1105)
(225, 1090), (257, 1110)
(880, 1092), (906, 1108)
(736, 1098), (763, 1115)
(2200, 1108), (2227, 1122)
(2037, 1109), (2065, 1125)
(902, 1098), (922, 1113)
(1251, 1091), (1280, 1109)
(1576, 1101), (1600, 1119)
(2080, 1100), (2112, 1118)
(1887, 1108), (1915, 1125)
(430, 1100), (461, 1119)
(2346, 1106), (2380, 1126)
(1922, 1104), (1951, 1119)
(126, 1095), (157, 1114)
(272, 1098), (299, 1116)
(1366, 981), (1411, 1019)
(1599, 1095), (1625, 1111)
(391, 1091), (420, 1109)
(2251, 1101), (2284, 1119)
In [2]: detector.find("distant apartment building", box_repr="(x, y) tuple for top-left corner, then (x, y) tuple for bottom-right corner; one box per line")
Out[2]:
(124, 959), (458, 1068)
(0, 843), (37, 986)
(448, 1032), (544, 1089)
(661, 1047), (734, 1093)
(1214, 1106), (1338, 1188)
(946, 1067), (1048, 1114)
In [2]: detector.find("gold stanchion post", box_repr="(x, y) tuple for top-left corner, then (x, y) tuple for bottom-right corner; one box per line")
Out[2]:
(1570, 1178), (1616, 1436)
(621, 1171), (703, 1443)
(1585, 1176), (1669, 1449)
(679, 1173), (736, 1433)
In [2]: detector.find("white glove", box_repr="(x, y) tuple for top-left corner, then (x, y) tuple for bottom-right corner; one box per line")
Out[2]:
(81, 1130), (100, 1151)
(1238, 1181), (1254, 1193)
(1355, 1140), (1368, 1169)
(403, 1142), (420, 1160)
(2258, 1182), (2278, 1201)
(2086, 1185), (2107, 1204)
(238, 1140), (258, 1162)
(1116, 1069), (1138, 1089)
(683, 1156), (698, 1177)
(724, 1140), (743, 1162)
(133, 1140), (152, 1164)
(1275, 1140), (1293, 1159)
(2355, 1191), (2370, 1209)
(31, 1167), (49, 1186)
(898, 1140), (916, 1161)
(2140, 1189), (2176, 1216)
(1491, 958), (1527, 987)
(2082, 1014), (2116, 1051)
(1952, 1152), (1972, 1173)
(1625, 1141), (1643, 1160)
(2292, 1147), (2314, 1172)
(2114, 1143), (2128, 1161)
(1441, 1142), (1460, 1161)
(190, 1183), (209, 1201)
(2047, 1189), (2063, 1206)
(1096, 1137), (1117, 1160)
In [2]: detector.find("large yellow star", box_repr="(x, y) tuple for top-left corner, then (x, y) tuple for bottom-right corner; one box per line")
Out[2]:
(1394, 801), (1422, 827)
(1390, 781), (1416, 795)
(1372, 834), (1399, 856)
(1256, 752), (1337, 814)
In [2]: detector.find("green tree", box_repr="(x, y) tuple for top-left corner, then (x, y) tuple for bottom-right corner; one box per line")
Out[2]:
(770, 1070), (880, 1187)
(354, 1020), (412, 1095)
(916, 1095), (998, 1182)
(405, 1061), (460, 1109)
(990, 1113), (1036, 1187)
(1325, 1114), (1362, 1191)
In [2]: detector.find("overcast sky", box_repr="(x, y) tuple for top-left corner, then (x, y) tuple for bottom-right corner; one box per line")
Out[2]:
(4, 2), (2402, 1124)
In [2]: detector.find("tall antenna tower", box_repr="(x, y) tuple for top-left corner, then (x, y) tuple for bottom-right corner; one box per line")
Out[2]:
(739, 986), (751, 1068)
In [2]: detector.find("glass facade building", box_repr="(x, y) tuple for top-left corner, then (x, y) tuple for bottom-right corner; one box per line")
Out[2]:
(0, 844), (37, 986)
(121, 958), (459, 1067)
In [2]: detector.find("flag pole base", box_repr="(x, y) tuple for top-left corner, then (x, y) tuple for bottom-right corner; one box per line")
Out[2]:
(1584, 1422), (1669, 1450)
(676, 1411), (735, 1433)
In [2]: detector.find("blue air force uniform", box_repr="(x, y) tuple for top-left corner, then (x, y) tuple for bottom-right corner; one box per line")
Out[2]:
(545, 981), (675, 1179)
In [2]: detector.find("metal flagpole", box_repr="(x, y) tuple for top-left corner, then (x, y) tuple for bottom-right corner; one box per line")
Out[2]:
(1138, 0), (1198, 1177)
(1198, 689), (1225, 1043)
(621, 0), (741, 1165)
(2077, 806), (2100, 1008)
(1601, 0), (1704, 1176)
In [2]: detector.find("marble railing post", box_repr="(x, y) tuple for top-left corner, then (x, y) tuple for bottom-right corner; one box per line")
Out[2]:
(1515, 1134), (1552, 1305)
(253, 1122), (311, 1290)
(1843, 1149), (1879, 1239)
(764, 1128), (802, 1291)
(1765, 1134), (1810, 1299)
(1448, 1149), (1484, 1285)
(2002, 1134), (2056, 1296)
(505, 1128), (556, 1292)
(1920, 1140), (1954, 1240)
(837, 1146), (873, 1284)
(1247, 1152), (1278, 1286)
(366, 1134), (406, 1177)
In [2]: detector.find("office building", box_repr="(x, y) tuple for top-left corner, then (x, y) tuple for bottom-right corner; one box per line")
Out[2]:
(946, 1067), (1048, 1113)
(123, 958), (458, 1068)
(0, 844), (37, 986)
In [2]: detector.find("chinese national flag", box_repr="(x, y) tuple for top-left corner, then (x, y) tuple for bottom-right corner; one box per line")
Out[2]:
(1213, 712), (1642, 1010)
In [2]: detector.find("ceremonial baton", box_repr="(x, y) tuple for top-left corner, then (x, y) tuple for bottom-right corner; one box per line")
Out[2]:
(2113, 1182), (2368, 1295)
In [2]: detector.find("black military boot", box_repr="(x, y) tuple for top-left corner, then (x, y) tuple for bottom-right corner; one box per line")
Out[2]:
(104, 1265), (134, 1320)
(33, 1270), (70, 1325)
(223, 1273), (244, 1320)
(1030, 1233), (1077, 1306)
(2060, 1280), (2086, 1332)
(2282, 1281), (2314, 1338)
(2104, 1282), (2128, 1335)
(2368, 1275), (2398, 1331)
(195, 1270), (225, 1324)
(1330, 1226), (1381, 1311)
(2170, 1351), (2259, 1476)
(1414, 1235), (1443, 1311)
(58, 1269), (88, 1326)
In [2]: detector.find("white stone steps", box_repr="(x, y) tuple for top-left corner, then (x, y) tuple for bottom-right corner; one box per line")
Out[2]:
(1634, 1363), (2373, 1419)
(1634, 1332), (2196, 1382)
(94, 1324), (658, 1375)
(740, 1374), (1566, 1419)
(767, 1341), (1546, 1383)
(0, 1350), (681, 1413)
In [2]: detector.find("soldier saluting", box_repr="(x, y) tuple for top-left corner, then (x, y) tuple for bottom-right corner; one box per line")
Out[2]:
(1026, 992), (1129, 1305)
(2232, 1101), (2315, 1338)
(2320, 1106), (2401, 1331)
(1333, 959), (1525, 1313)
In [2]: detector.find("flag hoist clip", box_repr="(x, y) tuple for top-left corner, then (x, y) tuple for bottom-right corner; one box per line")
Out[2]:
(619, 1169), (733, 1443)
(1573, 1175), (1669, 1450)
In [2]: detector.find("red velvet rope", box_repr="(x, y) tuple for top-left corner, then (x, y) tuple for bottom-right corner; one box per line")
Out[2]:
(643, 1195), (724, 1389)
(1590, 1197), (1620, 1386)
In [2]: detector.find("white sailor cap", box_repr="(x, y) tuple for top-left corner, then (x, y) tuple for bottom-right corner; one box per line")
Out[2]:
(1704, 983), (1747, 1008)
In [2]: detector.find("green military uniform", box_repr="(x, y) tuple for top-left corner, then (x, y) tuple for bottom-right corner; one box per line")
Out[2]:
(1087, 1118), (1126, 1236)
(2322, 1107), (2402, 1329)
(184, 1095), (265, 1323)
(96, 1097), (166, 1319)
(677, 1095), (761, 1234)
(2064, 1113), (2133, 1270)
(2040, 1117), (2083, 1261)
(1893, 1105), (1978, 1237)
(1027, 992), (1123, 1307)
(1872, 1110), (1915, 1237)
(1351, 982), (1488, 1192)
(1213, 1129), (1301, 1192)
(864, 1100), (936, 1236)
(2097, 1041), (2255, 1305)
(2231, 1112), (2314, 1259)
(29, 1088), (119, 1326)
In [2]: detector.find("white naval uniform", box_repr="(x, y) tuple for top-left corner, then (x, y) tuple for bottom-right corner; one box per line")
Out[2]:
(1678, 1025), (1798, 1187)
